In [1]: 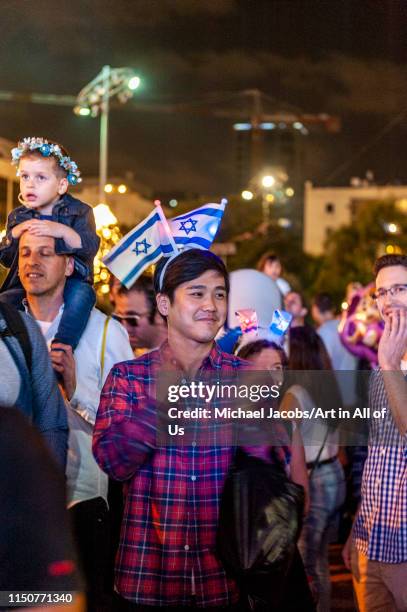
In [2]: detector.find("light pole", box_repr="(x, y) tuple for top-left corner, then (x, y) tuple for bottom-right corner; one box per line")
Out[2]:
(74, 65), (141, 204)
(99, 65), (110, 202)
(260, 174), (276, 222)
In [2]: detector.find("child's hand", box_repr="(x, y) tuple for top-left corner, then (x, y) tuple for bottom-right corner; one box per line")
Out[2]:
(11, 220), (33, 239)
(26, 219), (64, 239)
(27, 220), (81, 248)
(50, 343), (76, 401)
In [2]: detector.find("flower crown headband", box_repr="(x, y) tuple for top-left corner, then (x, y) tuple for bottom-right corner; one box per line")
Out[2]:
(11, 137), (82, 185)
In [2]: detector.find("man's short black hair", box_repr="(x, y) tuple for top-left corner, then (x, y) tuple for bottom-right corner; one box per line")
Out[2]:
(313, 292), (334, 313)
(117, 274), (156, 324)
(374, 254), (407, 277)
(153, 249), (229, 302)
(286, 290), (306, 308)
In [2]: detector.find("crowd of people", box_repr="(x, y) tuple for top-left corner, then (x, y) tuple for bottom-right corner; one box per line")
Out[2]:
(0, 138), (406, 612)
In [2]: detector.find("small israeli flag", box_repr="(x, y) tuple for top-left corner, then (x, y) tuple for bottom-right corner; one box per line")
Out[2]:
(103, 208), (177, 288)
(169, 200), (226, 250)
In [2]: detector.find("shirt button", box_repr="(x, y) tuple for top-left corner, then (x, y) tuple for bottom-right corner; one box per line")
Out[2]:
(192, 441), (197, 447)
(181, 378), (187, 384)
(184, 544), (190, 551)
(191, 475), (197, 481)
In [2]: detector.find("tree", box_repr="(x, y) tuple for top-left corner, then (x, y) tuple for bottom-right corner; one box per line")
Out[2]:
(311, 200), (407, 305)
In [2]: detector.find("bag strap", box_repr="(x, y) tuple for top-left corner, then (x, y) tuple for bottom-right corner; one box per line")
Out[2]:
(100, 315), (111, 379)
(0, 302), (32, 373)
(309, 425), (330, 478)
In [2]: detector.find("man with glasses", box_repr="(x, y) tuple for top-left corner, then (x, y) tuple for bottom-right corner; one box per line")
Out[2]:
(112, 274), (167, 355)
(342, 254), (407, 611)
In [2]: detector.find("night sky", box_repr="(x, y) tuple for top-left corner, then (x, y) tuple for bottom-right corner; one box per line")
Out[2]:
(1, 0), (407, 196)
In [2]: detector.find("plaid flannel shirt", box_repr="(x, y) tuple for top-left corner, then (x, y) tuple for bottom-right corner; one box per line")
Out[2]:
(353, 368), (407, 563)
(93, 341), (290, 607)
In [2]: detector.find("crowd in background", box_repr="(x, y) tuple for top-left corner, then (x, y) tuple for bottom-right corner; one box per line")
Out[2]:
(0, 139), (405, 612)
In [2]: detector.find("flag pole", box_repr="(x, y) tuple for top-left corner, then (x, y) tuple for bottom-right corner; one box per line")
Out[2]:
(154, 200), (179, 253)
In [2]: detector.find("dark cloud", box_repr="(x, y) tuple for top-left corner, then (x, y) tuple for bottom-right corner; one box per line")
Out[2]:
(139, 49), (407, 116)
(1, 0), (236, 36)
(2, 2), (406, 118)
(128, 0), (237, 23)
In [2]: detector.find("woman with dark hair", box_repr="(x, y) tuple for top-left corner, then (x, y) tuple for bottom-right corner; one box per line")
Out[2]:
(238, 338), (315, 612)
(238, 338), (288, 366)
(238, 339), (308, 506)
(283, 326), (346, 612)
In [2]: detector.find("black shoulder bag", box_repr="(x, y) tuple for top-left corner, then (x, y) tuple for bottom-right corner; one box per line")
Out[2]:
(0, 302), (32, 373)
(217, 448), (305, 611)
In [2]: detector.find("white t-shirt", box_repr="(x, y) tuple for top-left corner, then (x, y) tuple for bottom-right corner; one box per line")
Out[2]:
(36, 320), (53, 336)
(287, 384), (339, 464)
(36, 306), (133, 507)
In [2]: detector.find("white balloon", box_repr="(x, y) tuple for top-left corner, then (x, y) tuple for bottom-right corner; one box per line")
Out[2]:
(227, 269), (282, 329)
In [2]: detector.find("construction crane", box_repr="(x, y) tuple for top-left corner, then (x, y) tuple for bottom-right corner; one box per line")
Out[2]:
(215, 89), (340, 188)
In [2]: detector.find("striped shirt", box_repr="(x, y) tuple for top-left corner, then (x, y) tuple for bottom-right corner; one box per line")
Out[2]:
(93, 342), (290, 606)
(353, 368), (407, 563)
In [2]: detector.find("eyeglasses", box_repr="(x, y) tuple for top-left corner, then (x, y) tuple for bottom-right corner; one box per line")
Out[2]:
(112, 312), (150, 327)
(372, 284), (407, 301)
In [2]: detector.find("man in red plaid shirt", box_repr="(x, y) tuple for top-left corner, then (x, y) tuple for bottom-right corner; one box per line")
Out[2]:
(93, 249), (287, 611)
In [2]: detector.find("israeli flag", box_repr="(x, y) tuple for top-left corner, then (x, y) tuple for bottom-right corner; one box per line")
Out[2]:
(103, 208), (176, 288)
(169, 200), (226, 250)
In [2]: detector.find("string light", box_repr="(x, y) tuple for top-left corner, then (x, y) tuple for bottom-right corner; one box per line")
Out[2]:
(92, 205), (121, 297)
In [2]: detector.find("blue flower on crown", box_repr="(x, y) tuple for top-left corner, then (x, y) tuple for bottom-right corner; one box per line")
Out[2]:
(39, 143), (51, 157)
(11, 147), (22, 162)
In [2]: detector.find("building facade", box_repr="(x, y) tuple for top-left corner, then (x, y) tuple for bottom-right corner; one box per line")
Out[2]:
(303, 180), (407, 255)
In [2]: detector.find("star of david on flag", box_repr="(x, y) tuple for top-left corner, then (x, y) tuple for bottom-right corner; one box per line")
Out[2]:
(103, 208), (177, 288)
(132, 238), (151, 256)
(169, 200), (226, 250)
(178, 218), (198, 236)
